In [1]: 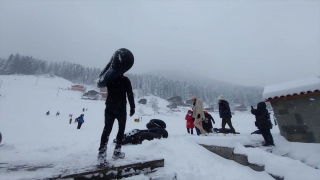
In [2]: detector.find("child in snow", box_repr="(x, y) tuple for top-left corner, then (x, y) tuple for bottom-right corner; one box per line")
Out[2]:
(75, 114), (84, 129)
(185, 110), (194, 134)
(251, 102), (274, 146)
(56, 111), (60, 116)
(46, 111), (50, 115)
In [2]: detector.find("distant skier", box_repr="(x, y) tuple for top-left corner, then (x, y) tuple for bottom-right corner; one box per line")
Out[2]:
(251, 102), (274, 146)
(192, 96), (207, 136)
(218, 95), (236, 134)
(46, 111), (50, 115)
(185, 110), (194, 134)
(83, 108), (85, 112)
(69, 114), (73, 124)
(203, 110), (215, 133)
(56, 111), (60, 116)
(75, 114), (84, 129)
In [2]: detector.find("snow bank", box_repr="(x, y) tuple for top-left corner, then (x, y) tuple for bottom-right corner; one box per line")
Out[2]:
(263, 76), (320, 99)
(234, 143), (320, 180)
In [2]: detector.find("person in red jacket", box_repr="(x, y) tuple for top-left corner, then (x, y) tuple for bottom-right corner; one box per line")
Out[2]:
(185, 110), (194, 134)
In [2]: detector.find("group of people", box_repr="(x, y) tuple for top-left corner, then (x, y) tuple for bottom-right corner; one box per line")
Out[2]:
(94, 48), (275, 167)
(185, 109), (215, 135)
(45, 110), (85, 130)
(185, 95), (274, 147)
(45, 111), (60, 116)
(185, 95), (236, 136)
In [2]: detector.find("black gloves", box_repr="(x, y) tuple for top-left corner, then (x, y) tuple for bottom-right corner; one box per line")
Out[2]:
(130, 108), (135, 117)
(197, 114), (200, 119)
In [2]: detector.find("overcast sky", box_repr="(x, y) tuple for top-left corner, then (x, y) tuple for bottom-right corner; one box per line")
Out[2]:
(0, 0), (319, 86)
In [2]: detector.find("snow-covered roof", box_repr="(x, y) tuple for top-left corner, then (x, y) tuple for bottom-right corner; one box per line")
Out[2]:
(263, 76), (320, 100)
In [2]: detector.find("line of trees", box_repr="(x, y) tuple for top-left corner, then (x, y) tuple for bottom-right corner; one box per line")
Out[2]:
(0, 53), (263, 106)
(0, 53), (100, 85)
(127, 73), (263, 107)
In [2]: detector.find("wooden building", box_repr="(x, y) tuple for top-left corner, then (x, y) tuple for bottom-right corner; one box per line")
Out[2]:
(71, 85), (85, 92)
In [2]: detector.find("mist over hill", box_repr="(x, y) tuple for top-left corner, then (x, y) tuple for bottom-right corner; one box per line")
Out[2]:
(128, 70), (263, 106)
(0, 54), (263, 106)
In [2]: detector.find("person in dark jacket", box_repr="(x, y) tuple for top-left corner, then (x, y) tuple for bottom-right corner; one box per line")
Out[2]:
(97, 74), (135, 165)
(75, 114), (84, 129)
(203, 110), (215, 133)
(218, 95), (236, 134)
(251, 102), (274, 146)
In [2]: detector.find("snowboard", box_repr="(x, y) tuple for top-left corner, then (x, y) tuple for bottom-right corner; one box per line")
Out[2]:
(97, 48), (134, 88)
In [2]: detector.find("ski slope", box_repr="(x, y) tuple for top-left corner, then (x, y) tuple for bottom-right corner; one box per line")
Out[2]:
(0, 75), (319, 180)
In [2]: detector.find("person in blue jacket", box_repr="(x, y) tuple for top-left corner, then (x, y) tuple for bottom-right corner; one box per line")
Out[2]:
(75, 114), (84, 129)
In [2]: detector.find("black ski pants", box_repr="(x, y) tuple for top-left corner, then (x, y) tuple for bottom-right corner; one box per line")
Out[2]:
(222, 118), (236, 133)
(259, 128), (274, 144)
(187, 128), (193, 134)
(77, 122), (83, 129)
(99, 104), (127, 153)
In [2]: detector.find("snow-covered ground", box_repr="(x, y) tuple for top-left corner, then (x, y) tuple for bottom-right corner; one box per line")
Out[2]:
(0, 75), (319, 180)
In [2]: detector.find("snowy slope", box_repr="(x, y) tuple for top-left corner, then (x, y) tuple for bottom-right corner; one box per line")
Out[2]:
(0, 75), (319, 180)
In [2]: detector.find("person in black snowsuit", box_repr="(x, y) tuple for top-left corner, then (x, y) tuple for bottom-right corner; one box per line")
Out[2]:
(218, 95), (236, 134)
(203, 110), (215, 133)
(113, 128), (166, 145)
(46, 111), (50, 115)
(97, 74), (135, 164)
(113, 129), (150, 145)
(251, 102), (274, 146)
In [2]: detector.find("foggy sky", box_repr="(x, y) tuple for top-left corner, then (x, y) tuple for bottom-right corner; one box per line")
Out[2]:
(0, 0), (319, 86)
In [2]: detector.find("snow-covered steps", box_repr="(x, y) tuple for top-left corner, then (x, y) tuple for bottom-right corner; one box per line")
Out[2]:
(49, 159), (165, 180)
(200, 144), (266, 170)
(199, 144), (282, 180)
(200, 143), (320, 180)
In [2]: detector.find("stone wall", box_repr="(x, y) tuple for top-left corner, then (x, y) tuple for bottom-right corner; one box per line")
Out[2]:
(270, 94), (320, 143)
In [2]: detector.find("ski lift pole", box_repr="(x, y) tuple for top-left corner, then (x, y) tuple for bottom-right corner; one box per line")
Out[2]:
(56, 88), (60, 97)
(35, 77), (39, 85)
